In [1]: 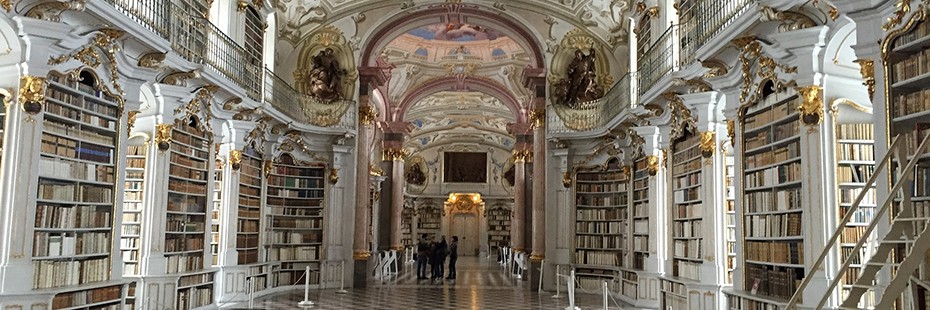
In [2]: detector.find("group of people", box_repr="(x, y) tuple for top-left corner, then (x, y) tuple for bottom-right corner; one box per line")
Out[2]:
(416, 234), (458, 281)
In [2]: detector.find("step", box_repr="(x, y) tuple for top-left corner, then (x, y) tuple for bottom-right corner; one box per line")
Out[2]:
(893, 216), (930, 222)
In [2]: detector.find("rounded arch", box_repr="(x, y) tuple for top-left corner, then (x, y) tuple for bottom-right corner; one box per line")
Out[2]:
(360, 5), (546, 69)
(397, 76), (525, 123)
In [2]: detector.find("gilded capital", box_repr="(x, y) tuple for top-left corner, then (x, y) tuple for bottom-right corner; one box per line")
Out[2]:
(529, 108), (546, 128)
(853, 59), (875, 100)
(561, 172), (572, 188)
(154, 124), (173, 151)
(127, 111), (140, 134)
(263, 160), (273, 177)
(353, 250), (371, 261)
(646, 155), (659, 176)
(726, 120), (735, 146)
(20, 75), (47, 114)
(797, 85), (823, 126)
(699, 131), (716, 158)
(512, 149), (532, 163)
(383, 148), (408, 161)
(530, 253), (545, 262)
(229, 150), (242, 169)
(329, 167), (339, 184)
(359, 105), (377, 126)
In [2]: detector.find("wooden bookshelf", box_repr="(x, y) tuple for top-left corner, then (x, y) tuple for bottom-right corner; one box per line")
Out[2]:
(401, 206), (414, 248)
(416, 204), (441, 238)
(121, 145), (146, 276)
(726, 292), (784, 310)
(725, 153), (737, 284)
(572, 158), (629, 274)
(486, 204), (511, 254)
(165, 119), (210, 276)
(247, 263), (272, 293)
(34, 71), (120, 290)
(834, 123), (876, 306)
(266, 153), (325, 287)
(51, 284), (123, 310)
(210, 159), (222, 266)
(237, 146), (263, 264)
(632, 158), (649, 270)
(660, 279), (687, 310)
(176, 271), (213, 310)
(740, 91), (804, 300)
(670, 131), (702, 281)
(124, 281), (136, 310)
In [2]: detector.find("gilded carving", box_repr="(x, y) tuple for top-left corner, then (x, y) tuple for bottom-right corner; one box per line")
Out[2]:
(236, 0), (248, 12)
(353, 250), (371, 261)
(25, 0), (86, 22)
(137, 52), (167, 69)
(562, 172), (572, 188)
(760, 7), (817, 32)
(233, 107), (258, 121)
(19, 76), (47, 114)
(530, 108), (546, 128)
(512, 149), (533, 163)
(161, 70), (199, 86)
(1, 0), (10, 12)
(727, 120), (735, 146)
(734, 38), (798, 104)
(797, 85), (824, 126)
(329, 167), (339, 184)
(263, 160), (273, 177)
(48, 28), (125, 100)
(645, 155), (659, 176)
(154, 124), (173, 151)
(699, 131), (716, 158)
(383, 148), (408, 161)
(645, 6), (659, 19)
(854, 59), (875, 100)
(223, 97), (243, 111)
(686, 78), (712, 93)
(174, 85), (217, 134)
(229, 150), (242, 169)
(127, 110), (139, 134)
(883, 0), (912, 31)
(661, 148), (668, 168)
(664, 92), (695, 141)
(358, 105), (377, 125)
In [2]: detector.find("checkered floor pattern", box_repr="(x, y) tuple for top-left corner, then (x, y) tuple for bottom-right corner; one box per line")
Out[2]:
(237, 256), (620, 309)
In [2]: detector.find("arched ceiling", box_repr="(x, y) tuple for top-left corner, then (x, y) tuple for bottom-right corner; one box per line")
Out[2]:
(404, 91), (515, 152)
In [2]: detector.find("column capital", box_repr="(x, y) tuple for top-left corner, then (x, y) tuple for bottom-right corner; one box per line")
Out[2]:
(353, 250), (371, 261)
(511, 149), (533, 163)
(529, 108), (546, 129)
(383, 147), (408, 162)
(359, 105), (377, 126)
(797, 85), (824, 126)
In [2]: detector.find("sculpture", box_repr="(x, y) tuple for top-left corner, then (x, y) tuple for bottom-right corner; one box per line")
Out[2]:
(405, 162), (427, 186)
(307, 48), (346, 101)
(555, 48), (604, 107)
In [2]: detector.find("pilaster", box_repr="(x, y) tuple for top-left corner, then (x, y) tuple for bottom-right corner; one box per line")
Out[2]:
(632, 125), (664, 308)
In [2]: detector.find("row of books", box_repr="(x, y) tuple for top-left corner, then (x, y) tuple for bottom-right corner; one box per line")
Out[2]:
(744, 188), (802, 214)
(576, 170), (628, 181)
(575, 234), (627, 250)
(271, 218), (323, 229)
(744, 263), (803, 300)
(170, 164), (208, 182)
(575, 221), (626, 234)
(43, 119), (114, 145)
(267, 246), (320, 261)
(573, 251), (619, 266)
(671, 157), (701, 177)
(52, 284), (121, 309)
(166, 218), (205, 233)
(48, 84), (120, 115)
(268, 176), (325, 189)
(892, 49), (930, 83)
(165, 235), (205, 253)
(837, 123), (875, 140)
(121, 225), (140, 236)
(177, 287), (213, 310)
(837, 164), (875, 184)
(839, 205), (876, 224)
(745, 162), (801, 189)
(166, 253), (205, 274)
(899, 126), (930, 158)
(167, 195), (206, 213)
(33, 232), (109, 257)
(634, 203), (649, 217)
(673, 203), (703, 218)
(671, 220), (703, 238)
(745, 213), (803, 238)
(171, 143), (209, 160)
(41, 133), (113, 164)
(270, 166), (325, 177)
(237, 205), (261, 219)
(673, 239), (702, 259)
(743, 97), (799, 132)
(576, 182), (628, 192)
(726, 294), (781, 310)
(275, 269), (320, 286)
(745, 142), (800, 169)
(745, 241), (804, 265)
(673, 188), (700, 203)
(892, 19), (930, 48)
(35, 204), (111, 229)
(269, 207), (322, 217)
(911, 201), (930, 232)
(171, 153), (208, 170)
(673, 259), (701, 280)
(891, 89), (930, 119)
(633, 236), (648, 252)
(576, 208), (627, 221)
(840, 226), (868, 244)
(45, 101), (116, 130)
(33, 257), (110, 289)
(576, 194), (628, 207)
(168, 181), (207, 195)
(178, 272), (214, 287)
(269, 231), (322, 244)
(240, 185), (261, 198)
(267, 188), (325, 199)
(238, 218), (259, 231)
(839, 187), (876, 205)
(837, 144), (875, 161)
(171, 129), (208, 147)
(237, 234), (260, 248)
(673, 172), (701, 189)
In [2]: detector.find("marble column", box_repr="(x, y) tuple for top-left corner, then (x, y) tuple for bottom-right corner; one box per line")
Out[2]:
(389, 149), (406, 250)
(530, 109), (546, 262)
(353, 105), (375, 287)
(511, 151), (528, 253)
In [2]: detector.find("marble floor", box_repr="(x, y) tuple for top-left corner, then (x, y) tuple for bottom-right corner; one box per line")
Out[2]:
(236, 256), (623, 309)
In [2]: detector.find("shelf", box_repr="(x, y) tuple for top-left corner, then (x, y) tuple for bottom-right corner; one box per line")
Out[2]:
(745, 135), (800, 155)
(744, 157), (801, 174)
(744, 260), (804, 268)
(744, 236), (804, 241)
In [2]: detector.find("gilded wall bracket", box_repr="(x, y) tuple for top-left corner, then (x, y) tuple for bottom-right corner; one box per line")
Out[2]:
(19, 75), (47, 115)
(699, 131), (716, 158)
(853, 59), (875, 100)
(229, 150), (242, 170)
(25, 0), (86, 22)
(797, 85), (823, 127)
(154, 124), (173, 151)
(646, 155), (659, 176)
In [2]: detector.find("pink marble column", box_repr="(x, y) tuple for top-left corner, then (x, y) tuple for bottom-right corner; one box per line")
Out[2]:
(531, 110), (546, 262)
(353, 106), (375, 261)
(511, 151), (528, 252)
(389, 149), (406, 250)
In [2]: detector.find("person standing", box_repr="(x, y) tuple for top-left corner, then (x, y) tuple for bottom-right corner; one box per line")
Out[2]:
(447, 236), (458, 280)
(416, 234), (430, 280)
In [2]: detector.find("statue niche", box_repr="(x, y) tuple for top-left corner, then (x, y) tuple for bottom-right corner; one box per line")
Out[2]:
(553, 48), (604, 107)
(405, 162), (427, 186)
(306, 48), (346, 101)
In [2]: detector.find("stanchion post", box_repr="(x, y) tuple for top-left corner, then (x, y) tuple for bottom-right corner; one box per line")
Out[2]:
(602, 281), (608, 310)
(537, 259), (545, 293)
(247, 277), (254, 309)
(336, 260), (349, 294)
(298, 266), (315, 307)
(552, 264), (562, 299)
(565, 270), (577, 310)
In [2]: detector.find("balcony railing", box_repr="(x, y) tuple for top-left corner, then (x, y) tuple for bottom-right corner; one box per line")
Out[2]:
(105, 0), (169, 39)
(203, 21), (261, 100)
(548, 74), (631, 135)
(684, 0), (753, 61)
(637, 25), (679, 96)
(263, 69), (356, 130)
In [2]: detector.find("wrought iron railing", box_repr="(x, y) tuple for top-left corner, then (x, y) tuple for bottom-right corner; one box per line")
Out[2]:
(203, 21), (261, 100)
(685, 0), (753, 59)
(262, 69), (356, 130)
(637, 25), (678, 96)
(104, 0), (170, 39)
(602, 74), (630, 125)
(547, 74), (631, 135)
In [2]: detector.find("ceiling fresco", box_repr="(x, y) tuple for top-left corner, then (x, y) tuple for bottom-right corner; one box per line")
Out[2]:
(406, 23), (506, 42)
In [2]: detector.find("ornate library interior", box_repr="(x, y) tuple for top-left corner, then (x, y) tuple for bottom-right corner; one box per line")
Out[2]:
(0, 0), (927, 309)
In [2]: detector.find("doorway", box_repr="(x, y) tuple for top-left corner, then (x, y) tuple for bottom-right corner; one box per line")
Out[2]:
(450, 213), (479, 256)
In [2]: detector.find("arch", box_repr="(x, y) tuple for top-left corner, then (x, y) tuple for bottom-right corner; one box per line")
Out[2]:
(397, 76), (525, 123)
(360, 5), (545, 69)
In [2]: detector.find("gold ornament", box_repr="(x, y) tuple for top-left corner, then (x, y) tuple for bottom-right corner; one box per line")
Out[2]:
(646, 155), (659, 176)
(154, 124), (173, 151)
(562, 172), (572, 188)
(797, 85), (823, 126)
(19, 75), (47, 114)
(853, 59), (875, 100)
(329, 167), (339, 184)
(229, 150), (242, 170)
(699, 131), (716, 158)
(359, 105), (377, 126)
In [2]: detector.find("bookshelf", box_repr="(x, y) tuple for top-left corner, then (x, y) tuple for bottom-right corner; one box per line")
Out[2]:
(266, 153), (325, 287)
(121, 145), (146, 276)
(572, 158), (629, 276)
(237, 146), (263, 265)
(401, 206), (414, 248)
(416, 204), (442, 238)
(632, 158), (649, 270)
(51, 284), (123, 310)
(725, 151), (737, 284)
(669, 131), (702, 281)
(886, 17), (930, 308)
(660, 279), (687, 310)
(211, 158), (222, 266)
(486, 204), (511, 254)
(35, 70), (120, 290)
(740, 91), (804, 300)
(176, 271), (213, 310)
(834, 123), (876, 306)
(165, 118), (210, 276)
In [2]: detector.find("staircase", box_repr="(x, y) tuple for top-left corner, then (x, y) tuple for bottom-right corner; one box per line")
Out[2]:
(786, 132), (930, 310)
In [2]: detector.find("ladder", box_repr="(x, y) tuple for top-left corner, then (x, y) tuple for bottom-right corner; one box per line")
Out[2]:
(786, 132), (930, 310)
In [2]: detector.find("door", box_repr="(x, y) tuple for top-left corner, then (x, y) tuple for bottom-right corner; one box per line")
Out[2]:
(452, 214), (478, 256)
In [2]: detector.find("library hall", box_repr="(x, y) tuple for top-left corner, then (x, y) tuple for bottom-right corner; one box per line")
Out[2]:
(0, 0), (928, 309)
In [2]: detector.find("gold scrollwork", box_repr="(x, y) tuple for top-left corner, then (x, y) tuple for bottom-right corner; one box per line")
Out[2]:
(0, 0), (10, 12)
(699, 131), (716, 158)
(154, 124), (173, 151)
(883, 0), (912, 31)
(353, 250), (371, 261)
(561, 172), (572, 188)
(229, 150), (242, 170)
(263, 160), (273, 177)
(512, 149), (533, 163)
(383, 148), (408, 162)
(530, 108), (546, 128)
(127, 110), (139, 134)
(329, 167), (339, 184)
(359, 105), (377, 126)
(646, 155), (659, 176)
(797, 85), (824, 126)
(853, 59), (875, 100)
(137, 52), (166, 69)
(19, 75), (47, 114)
(727, 120), (735, 146)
